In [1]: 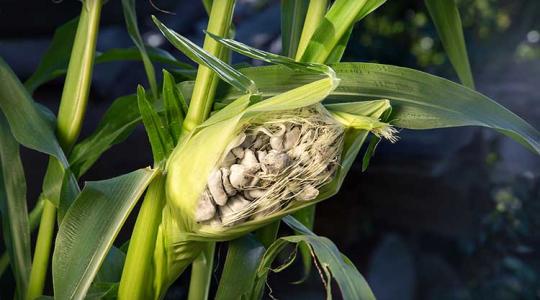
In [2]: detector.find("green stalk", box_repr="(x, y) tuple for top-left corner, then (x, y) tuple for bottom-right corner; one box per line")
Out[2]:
(26, 200), (56, 300)
(118, 175), (165, 300)
(295, 0), (329, 61)
(187, 242), (216, 300)
(182, 0), (236, 132)
(183, 1), (235, 299)
(26, 1), (102, 298)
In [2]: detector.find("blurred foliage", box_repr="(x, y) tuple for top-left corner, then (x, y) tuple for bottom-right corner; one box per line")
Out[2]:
(459, 156), (540, 300)
(343, 0), (527, 68)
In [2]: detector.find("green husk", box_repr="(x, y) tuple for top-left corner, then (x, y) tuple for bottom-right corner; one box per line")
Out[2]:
(159, 73), (392, 294)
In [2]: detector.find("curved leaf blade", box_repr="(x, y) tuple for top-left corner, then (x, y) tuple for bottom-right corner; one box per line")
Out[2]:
(215, 235), (265, 300)
(0, 113), (31, 299)
(0, 58), (68, 166)
(281, 0), (309, 58)
(121, 0), (159, 98)
(52, 168), (158, 300)
(251, 216), (375, 300)
(24, 18), (78, 93)
(69, 94), (140, 178)
(425, 0), (475, 88)
(221, 63), (539, 154)
(152, 16), (257, 94)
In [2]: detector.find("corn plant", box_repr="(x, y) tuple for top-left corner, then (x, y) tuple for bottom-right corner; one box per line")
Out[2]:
(0, 0), (538, 299)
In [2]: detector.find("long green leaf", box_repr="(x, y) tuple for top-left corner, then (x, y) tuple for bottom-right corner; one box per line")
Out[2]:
(323, 0), (387, 64)
(24, 17), (191, 94)
(280, 0), (309, 58)
(425, 0), (475, 88)
(152, 16), (257, 94)
(251, 216), (375, 300)
(69, 94), (140, 178)
(52, 168), (158, 300)
(0, 58), (69, 166)
(137, 86), (174, 163)
(0, 113), (31, 299)
(300, 0), (370, 63)
(219, 63), (539, 154)
(24, 18), (78, 93)
(0, 60), (55, 156)
(162, 70), (185, 143)
(205, 31), (334, 75)
(122, 0), (159, 99)
(215, 235), (265, 300)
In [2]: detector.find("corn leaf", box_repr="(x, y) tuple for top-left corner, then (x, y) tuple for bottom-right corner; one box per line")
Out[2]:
(215, 235), (265, 300)
(137, 86), (174, 163)
(220, 64), (539, 154)
(325, 0), (386, 64)
(153, 16), (257, 94)
(52, 168), (158, 300)
(0, 58), (69, 166)
(122, 0), (159, 99)
(41, 158), (81, 222)
(23, 17), (190, 93)
(69, 94), (140, 178)
(24, 18), (78, 93)
(95, 244), (126, 283)
(162, 70), (185, 143)
(250, 216), (375, 300)
(281, 0), (309, 58)
(300, 0), (370, 63)
(202, 0), (213, 15)
(0, 113), (31, 299)
(425, 0), (475, 89)
(206, 31), (334, 76)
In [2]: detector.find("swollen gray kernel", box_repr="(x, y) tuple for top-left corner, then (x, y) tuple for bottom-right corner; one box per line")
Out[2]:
(244, 189), (266, 200)
(257, 150), (267, 163)
(229, 164), (252, 189)
(262, 150), (290, 174)
(283, 127), (301, 150)
(220, 195), (251, 225)
(208, 169), (228, 206)
(240, 149), (259, 172)
(195, 189), (216, 222)
(220, 168), (237, 196)
(270, 136), (284, 151)
(295, 184), (319, 201)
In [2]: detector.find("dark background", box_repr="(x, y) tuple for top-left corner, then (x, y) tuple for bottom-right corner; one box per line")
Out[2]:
(1, 0), (539, 299)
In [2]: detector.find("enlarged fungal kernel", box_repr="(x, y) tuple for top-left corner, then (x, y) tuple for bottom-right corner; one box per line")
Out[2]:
(220, 195), (251, 225)
(244, 189), (266, 200)
(295, 184), (319, 201)
(229, 164), (252, 189)
(283, 126), (301, 150)
(220, 168), (237, 196)
(195, 189), (216, 222)
(240, 149), (259, 171)
(262, 150), (290, 174)
(208, 169), (228, 206)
